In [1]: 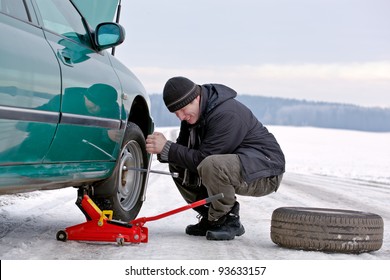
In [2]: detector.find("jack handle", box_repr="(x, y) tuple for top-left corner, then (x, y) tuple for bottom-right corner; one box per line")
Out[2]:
(130, 193), (224, 227)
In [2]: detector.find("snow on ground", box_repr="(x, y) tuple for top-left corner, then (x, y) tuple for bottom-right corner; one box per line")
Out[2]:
(1, 126), (390, 279)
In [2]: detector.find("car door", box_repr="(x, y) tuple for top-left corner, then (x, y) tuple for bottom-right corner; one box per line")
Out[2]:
(32, 0), (124, 163)
(0, 0), (61, 165)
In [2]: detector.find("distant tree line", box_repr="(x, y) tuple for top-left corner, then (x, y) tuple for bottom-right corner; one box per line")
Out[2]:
(149, 94), (390, 132)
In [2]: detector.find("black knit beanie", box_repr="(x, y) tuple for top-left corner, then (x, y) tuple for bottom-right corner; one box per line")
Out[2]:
(163, 76), (200, 112)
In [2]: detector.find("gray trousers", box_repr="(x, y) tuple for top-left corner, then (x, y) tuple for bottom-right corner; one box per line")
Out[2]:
(170, 154), (283, 221)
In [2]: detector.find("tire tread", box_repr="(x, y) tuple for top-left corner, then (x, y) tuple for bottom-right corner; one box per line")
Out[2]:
(270, 207), (384, 253)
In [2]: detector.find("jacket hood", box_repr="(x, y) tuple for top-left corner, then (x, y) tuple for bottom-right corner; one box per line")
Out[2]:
(200, 84), (237, 116)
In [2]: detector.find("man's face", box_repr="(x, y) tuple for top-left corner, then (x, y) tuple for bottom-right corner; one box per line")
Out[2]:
(174, 95), (200, 125)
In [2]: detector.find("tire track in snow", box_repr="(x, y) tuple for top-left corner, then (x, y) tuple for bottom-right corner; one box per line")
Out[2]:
(280, 173), (390, 220)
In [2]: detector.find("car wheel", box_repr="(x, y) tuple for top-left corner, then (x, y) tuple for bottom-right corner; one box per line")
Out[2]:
(270, 207), (384, 254)
(92, 122), (148, 222)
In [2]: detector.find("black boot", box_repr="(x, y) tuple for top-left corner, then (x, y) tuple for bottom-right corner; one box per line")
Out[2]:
(205, 202), (245, 241)
(185, 215), (213, 236)
(185, 205), (213, 236)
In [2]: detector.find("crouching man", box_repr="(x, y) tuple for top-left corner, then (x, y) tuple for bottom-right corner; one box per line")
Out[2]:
(146, 76), (285, 241)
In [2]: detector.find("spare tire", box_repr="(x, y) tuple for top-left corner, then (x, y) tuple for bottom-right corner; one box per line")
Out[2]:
(271, 207), (384, 254)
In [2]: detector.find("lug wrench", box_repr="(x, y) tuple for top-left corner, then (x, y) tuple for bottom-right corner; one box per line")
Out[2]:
(139, 154), (179, 201)
(124, 166), (179, 178)
(140, 153), (154, 201)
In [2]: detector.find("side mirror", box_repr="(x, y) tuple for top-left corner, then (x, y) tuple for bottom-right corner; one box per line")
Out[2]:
(95, 22), (125, 50)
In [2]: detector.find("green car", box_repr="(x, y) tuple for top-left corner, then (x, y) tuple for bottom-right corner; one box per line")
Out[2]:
(0, 0), (154, 221)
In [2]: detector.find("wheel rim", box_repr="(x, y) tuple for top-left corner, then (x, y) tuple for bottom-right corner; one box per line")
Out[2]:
(117, 140), (144, 211)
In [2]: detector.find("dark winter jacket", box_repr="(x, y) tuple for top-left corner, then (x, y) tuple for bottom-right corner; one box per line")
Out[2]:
(167, 83), (285, 183)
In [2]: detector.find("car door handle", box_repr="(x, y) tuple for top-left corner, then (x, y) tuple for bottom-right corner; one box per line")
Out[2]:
(57, 49), (73, 67)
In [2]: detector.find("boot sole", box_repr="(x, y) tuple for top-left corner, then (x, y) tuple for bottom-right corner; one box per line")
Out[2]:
(185, 229), (207, 236)
(205, 226), (245, 241)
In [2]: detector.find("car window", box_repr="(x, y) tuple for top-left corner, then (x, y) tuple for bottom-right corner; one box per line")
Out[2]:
(34, 0), (91, 47)
(0, 0), (29, 21)
(72, 0), (119, 29)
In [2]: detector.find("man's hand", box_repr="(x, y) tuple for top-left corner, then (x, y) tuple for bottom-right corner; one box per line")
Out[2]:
(146, 132), (167, 154)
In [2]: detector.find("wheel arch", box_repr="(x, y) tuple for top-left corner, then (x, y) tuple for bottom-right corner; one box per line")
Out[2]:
(127, 95), (154, 140)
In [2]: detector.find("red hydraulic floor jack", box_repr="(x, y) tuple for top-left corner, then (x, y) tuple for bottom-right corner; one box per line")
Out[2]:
(56, 191), (223, 245)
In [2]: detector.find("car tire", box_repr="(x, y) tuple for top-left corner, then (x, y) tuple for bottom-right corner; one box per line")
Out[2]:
(92, 122), (148, 222)
(270, 207), (384, 254)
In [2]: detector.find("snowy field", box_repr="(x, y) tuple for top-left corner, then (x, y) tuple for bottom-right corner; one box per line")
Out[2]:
(1, 125), (390, 279)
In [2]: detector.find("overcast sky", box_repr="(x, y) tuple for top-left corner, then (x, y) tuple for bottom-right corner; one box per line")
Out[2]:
(115, 0), (390, 108)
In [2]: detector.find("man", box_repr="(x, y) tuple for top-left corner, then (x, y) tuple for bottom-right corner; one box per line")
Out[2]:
(146, 76), (285, 241)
